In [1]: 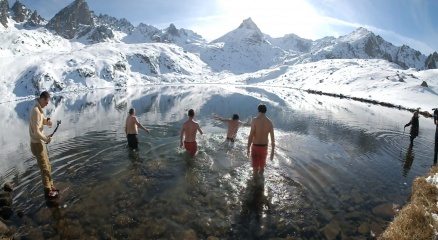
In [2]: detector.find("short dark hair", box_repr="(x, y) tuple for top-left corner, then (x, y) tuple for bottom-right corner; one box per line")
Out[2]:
(39, 91), (50, 99)
(129, 108), (135, 115)
(258, 104), (267, 113)
(232, 114), (239, 120)
(188, 109), (195, 117)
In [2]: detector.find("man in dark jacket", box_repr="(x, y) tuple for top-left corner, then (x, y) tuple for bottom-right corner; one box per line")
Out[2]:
(404, 111), (419, 146)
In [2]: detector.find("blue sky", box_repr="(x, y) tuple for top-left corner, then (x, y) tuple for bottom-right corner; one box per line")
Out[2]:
(10, 0), (438, 54)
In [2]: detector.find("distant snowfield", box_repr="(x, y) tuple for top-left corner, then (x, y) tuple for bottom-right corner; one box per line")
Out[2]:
(1, 23), (437, 111)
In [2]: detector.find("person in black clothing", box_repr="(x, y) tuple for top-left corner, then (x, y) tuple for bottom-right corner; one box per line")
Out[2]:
(434, 108), (438, 163)
(404, 111), (420, 146)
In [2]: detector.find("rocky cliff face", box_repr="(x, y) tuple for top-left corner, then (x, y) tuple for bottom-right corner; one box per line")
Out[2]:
(11, 1), (32, 23)
(46, 0), (94, 39)
(27, 10), (44, 26)
(426, 52), (438, 69)
(0, 0), (9, 28)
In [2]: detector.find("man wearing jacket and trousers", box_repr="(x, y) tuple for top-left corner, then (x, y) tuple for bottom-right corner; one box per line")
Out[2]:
(29, 91), (58, 199)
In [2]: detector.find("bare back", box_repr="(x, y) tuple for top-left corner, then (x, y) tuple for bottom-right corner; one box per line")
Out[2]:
(227, 120), (240, 139)
(250, 115), (273, 145)
(125, 115), (138, 134)
(183, 120), (200, 142)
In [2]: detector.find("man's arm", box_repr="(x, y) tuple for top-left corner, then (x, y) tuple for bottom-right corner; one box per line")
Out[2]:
(405, 119), (412, 128)
(247, 120), (255, 157)
(180, 126), (185, 147)
(270, 123), (275, 161)
(197, 124), (204, 135)
(213, 115), (230, 123)
(135, 117), (149, 133)
(30, 109), (50, 143)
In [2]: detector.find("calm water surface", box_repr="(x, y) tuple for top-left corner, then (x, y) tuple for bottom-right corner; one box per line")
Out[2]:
(0, 85), (436, 239)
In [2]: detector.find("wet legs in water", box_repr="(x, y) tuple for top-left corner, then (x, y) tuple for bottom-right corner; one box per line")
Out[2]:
(410, 135), (416, 146)
(403, 144), (415, 177)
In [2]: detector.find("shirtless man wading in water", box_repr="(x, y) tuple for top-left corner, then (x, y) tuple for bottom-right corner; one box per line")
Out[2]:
(180, 109), (204, 157)
(125, 108), (150, 150)
(247, 104), (275, 177)
(214, 113), (249, 142)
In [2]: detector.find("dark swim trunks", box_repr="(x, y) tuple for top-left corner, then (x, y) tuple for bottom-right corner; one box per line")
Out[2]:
(127, 134), (138, 149)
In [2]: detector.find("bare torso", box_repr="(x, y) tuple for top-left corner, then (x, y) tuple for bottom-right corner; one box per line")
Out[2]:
(227, 120), (240, 139)
(125, 115), (138, 134)
(251, 115), (273, 145)
(183, 120), (199, 142)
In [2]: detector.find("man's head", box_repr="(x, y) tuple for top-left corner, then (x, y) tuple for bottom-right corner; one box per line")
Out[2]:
(129, 108), (135, 115)
(414, 111), (419, 118)
(188, 109), (195, 118)
(232, 114), (239, 120)
(258, 104), (267, 114)
(38, 91), (50, 108)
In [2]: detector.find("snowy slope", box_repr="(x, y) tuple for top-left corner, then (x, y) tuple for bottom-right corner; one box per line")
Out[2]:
(225, 59), (438, 110)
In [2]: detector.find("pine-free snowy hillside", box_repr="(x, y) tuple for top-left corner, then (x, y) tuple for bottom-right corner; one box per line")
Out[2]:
(226, 59), (438, 110)
(0, 0), (437, 110)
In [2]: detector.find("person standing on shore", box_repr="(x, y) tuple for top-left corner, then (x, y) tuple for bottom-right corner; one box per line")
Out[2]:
(29, 91), (58, 199)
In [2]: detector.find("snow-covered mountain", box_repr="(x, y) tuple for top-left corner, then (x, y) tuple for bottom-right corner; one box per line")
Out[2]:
(200, 18), (286, 74)
(0, 0), (437, 109)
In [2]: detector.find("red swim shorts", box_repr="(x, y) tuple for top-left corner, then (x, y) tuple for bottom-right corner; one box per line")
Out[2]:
(251, 144), (268, 169)
(184, 141), (198, 157)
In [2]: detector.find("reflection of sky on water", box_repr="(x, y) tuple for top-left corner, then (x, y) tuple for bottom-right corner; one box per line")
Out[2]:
(0, 85), (437, 238)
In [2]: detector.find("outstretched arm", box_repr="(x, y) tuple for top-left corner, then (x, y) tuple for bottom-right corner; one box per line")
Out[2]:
(270, 125), (275, 161)
(213, 115), (230, 123)
(198, 124), (204, 135)
(240, 120), (251, 127)
(247, 120), (255, 157)
(135, 117), (149, 133)
(405, 119), (412, 128)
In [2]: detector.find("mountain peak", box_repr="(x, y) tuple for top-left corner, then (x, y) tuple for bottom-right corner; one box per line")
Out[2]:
(166, 23), (179, 36)
(0, 0), (9, 28)
(238, 18), (261, 32)
(11, 0), (32, 23)
(47, 0), (94, 39)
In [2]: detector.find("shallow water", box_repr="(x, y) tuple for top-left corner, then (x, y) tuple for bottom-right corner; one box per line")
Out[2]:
(0, 85), (436, 239)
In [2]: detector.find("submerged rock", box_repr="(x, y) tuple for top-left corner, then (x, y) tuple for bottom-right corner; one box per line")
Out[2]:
(3, 183), (13, 192)
(0, 220), (8, 235)
(357, 222), (370, 235)
(321, 219), (341, 240)
(372, 203), (396, 219)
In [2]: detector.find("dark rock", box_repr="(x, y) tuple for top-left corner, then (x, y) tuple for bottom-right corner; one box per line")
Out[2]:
(27, 10), (45, 26)
(0, 220), (8, 234)
(0, 0), (8, 28)
(11, 0), (32, 23)
(425, 51), (438, 69)
(88, 25), (114, 42)
(181, 229), (197, 240)
(321, 219), (341, 240)
(421, 81), (428, 87)
(96, 14), (134, 33)
(357, 222), (370, 235)
(46, 0), (94, 39)
(0, 192), (12, 207)
(3, 183), (13, 192)
(372, 203), (396, 219)
(0, 206), (13, 219)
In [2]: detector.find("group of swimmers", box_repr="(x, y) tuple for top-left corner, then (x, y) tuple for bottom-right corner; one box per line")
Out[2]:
(29, 91), (275, 199)
(29, 90), (438, 200)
